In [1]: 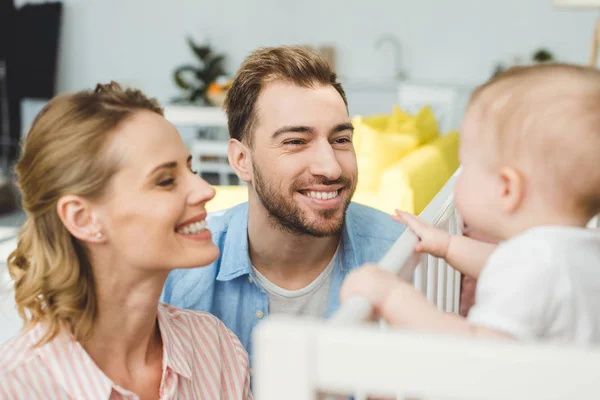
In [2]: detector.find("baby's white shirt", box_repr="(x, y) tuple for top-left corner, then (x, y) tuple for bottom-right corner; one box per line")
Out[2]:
(467, 226), (600, 345)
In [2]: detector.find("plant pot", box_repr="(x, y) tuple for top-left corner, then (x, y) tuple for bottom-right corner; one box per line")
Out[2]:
(207, 91), (227, 108)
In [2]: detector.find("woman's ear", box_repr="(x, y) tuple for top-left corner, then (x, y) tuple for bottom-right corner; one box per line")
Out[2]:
(56, 195), (105, 243)
(228, 138), (253, 184)
(498, 166), (525, 214)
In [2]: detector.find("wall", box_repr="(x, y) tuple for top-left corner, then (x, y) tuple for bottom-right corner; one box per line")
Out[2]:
(16, 0), (600, 104)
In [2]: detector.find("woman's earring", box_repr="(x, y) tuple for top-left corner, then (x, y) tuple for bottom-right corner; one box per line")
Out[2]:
(96, 232), (103, 239)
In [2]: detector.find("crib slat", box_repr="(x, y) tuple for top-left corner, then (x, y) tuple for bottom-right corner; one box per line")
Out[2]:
(436, 257), (446, 311)
(445, 263), (455, 313)
(426, 255), (437, 303)
(453, 269), (461, 314)
(448, 208), (461, 314)
(413, 263), (424, 294)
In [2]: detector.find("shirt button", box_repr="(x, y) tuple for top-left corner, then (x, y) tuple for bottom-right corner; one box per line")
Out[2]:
(248, 275), (253, 284)
(250, 368), (254, 376)
(255, 310), (264, 319)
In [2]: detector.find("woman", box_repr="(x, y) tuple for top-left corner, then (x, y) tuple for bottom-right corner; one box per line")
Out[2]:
(0, 82), (252, 399)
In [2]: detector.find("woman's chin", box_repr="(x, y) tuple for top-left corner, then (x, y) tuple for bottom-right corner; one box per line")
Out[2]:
(178, 245), (220, 269)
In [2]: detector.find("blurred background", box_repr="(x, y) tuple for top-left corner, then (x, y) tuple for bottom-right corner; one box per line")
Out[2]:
(10, 0), (597, 100)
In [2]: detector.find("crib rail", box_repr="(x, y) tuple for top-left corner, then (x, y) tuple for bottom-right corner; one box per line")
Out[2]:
(254, 317), (600, 400)
(331, 172), (461, 325)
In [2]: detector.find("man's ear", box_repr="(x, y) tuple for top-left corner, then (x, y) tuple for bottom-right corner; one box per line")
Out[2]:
(56, 195), (105, 243)
(228, 138), (253, 184)
(498, 166), (525, 214)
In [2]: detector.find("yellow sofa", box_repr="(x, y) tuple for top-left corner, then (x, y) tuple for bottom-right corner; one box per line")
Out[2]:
(206, 106), (459, 215)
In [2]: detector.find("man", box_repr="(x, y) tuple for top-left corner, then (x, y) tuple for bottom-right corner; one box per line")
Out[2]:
(162, 46), (405, 362)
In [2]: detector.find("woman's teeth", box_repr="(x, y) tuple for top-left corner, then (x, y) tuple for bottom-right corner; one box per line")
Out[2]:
(177, 220), (208, 234)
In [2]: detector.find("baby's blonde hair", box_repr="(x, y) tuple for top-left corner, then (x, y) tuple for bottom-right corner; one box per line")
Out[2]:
(467, 63), (600, 217)
(8, 82), (163, 347)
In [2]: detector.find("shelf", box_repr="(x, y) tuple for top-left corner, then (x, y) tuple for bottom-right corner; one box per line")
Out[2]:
(163, 105), (228, 127)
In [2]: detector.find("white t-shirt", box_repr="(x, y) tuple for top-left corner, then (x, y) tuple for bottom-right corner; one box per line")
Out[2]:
(467, 226), (600, 345)
(251, 246), (338, 318)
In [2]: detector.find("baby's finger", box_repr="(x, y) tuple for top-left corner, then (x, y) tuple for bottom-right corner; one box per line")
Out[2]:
(395, 210), (426, 232)
(391, 215), (405, 224)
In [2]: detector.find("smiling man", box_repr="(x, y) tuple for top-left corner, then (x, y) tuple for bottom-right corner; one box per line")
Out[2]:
(161, 46), (405, 362)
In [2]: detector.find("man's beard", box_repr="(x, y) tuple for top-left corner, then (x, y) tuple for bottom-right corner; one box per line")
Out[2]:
(253, 164), (355, 237)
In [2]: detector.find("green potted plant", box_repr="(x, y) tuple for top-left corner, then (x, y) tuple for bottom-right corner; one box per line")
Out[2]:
(172, 37), (227, 106)
(532, 48), (555, 63)
(492, 48), (556, 77)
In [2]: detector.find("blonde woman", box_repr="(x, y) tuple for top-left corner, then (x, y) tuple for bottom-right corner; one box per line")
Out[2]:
(0, 83), (252, 399)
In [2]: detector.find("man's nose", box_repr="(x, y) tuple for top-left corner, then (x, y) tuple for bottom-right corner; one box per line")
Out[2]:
(309, 139), (342, 181)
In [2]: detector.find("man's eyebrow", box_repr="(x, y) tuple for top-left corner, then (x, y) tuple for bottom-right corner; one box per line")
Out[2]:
(271, 125), (316, 139)
(271, 123), (353, 139)
(330, 122), (354, 134)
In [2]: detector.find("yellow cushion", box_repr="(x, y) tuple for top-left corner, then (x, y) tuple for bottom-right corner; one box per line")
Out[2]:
(351, 116), (365, 156)
(374, 131), (460, 214)
(387, 106), (411, 132)
(388, 105), (439, 145)
(354, 119), (418, 192)
(361, 114), (390, 131)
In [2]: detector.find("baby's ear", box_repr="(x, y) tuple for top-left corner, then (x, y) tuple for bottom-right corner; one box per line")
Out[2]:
(498, 166), (524, 214)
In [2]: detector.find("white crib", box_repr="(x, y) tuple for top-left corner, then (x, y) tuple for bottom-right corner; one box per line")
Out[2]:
(253, 173), (600, 400)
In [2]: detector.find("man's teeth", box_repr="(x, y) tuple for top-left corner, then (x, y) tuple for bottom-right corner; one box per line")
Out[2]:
(177, 220), (208, 234)
(305, 190), (339, 200)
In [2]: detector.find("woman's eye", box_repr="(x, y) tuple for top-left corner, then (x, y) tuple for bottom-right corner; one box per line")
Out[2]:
(157, 178), (175, 187)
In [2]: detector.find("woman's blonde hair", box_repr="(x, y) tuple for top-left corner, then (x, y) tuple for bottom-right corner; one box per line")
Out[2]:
(8, 82), (163, 346)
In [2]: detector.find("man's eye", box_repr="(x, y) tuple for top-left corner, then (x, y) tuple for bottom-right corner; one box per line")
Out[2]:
(283, 139), (304, 146)
(334, 138), (351, 144)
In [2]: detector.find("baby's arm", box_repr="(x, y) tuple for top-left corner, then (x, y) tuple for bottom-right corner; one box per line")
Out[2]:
(394, 211), (496, 279)
(340, 265), (512, 339)
(445, 235), (497, 279)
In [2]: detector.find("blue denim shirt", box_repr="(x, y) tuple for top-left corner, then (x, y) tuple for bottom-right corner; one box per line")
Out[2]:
(161, 202), (405, 364)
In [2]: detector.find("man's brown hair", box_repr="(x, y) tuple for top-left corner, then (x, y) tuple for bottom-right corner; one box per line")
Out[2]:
(224, 46), (347, 145)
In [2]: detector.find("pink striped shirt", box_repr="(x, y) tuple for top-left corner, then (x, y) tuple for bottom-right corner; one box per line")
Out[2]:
(0, 303), (253, 399)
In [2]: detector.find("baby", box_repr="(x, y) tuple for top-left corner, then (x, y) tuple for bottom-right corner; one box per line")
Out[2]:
(341, 63), (600, 344)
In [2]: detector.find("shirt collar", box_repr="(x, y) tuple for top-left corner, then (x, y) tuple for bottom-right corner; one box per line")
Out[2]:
(216, 203), (253, 281)
(156, 304), (193, 380)
(34, 306), (193, 400)
(215, 202), (361, 281)
(340, 207), (360, 272)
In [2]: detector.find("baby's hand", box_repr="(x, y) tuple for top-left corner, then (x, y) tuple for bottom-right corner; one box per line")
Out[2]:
(340, 264), (401, 313)
(341, 264), (437, 327)
(393, 210), (451, 259)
